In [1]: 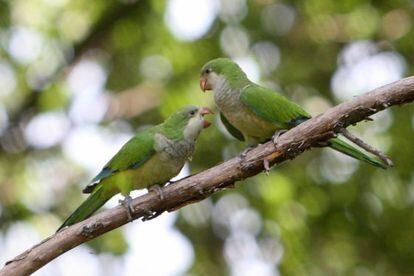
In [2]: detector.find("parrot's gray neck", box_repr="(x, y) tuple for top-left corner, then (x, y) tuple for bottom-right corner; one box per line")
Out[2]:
(212, 75), (242, 113)
(155, 133), (195, 161)
(183, 117), (203, 142)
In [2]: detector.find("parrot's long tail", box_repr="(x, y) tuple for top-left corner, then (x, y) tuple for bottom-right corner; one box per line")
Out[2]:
(57, 186), (111, 232)
(328, 137), (389, 169)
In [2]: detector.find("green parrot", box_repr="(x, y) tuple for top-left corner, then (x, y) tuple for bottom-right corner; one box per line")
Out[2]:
(58, 105), (213, 231)
(199, 58), (389, 169)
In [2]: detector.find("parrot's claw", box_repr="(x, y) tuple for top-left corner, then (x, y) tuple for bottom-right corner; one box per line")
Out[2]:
(149, 184), (165, 200)
(272, 130), (288, 146)
(119, 195), (134, 222)
(240, 145), (256, 159)
(166, 180), (175, 186)
(142, 210), (163, 221)
(263, 158), (271, 175)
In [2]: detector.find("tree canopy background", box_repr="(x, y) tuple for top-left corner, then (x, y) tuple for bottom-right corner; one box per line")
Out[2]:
(0, 0), (414, 275)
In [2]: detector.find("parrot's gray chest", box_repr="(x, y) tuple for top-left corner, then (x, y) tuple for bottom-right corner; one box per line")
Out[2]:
(155, 134), (195, 162)
(213, 79), (242, 114)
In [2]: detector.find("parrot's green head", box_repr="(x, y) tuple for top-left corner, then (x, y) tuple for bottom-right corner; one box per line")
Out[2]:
(163, 105), (213, 141)
(200, 58), (249, 92)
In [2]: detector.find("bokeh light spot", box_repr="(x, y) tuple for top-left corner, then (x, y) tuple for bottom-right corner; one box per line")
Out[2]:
(220, 25), (250, 57)
(0, 61), (17, 99)
(24, 111), (70, 149)
(165, 0), (218, 41)
(8, 27), (43, 65)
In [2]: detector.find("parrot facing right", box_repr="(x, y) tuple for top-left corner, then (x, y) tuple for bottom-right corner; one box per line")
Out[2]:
(199, 58), (391, 169)
(58, 105), (212, 231)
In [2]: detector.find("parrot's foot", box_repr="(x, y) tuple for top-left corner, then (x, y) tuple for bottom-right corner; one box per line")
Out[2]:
(263, 158), (271, 175)
(119, 195), (134, 222)
(142, 210), (163, 221)
(240, 145), (258, 170)
(272, 129), (288, 146)
(240, 145), (256, 159)
(148, 184), (165, 200)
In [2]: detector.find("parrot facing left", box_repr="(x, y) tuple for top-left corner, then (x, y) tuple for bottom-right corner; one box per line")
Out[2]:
(199, 58), (390, 169)
(58, 105), (213, 231)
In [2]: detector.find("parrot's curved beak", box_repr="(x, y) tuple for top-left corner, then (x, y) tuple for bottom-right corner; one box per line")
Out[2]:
(199, 106), (213, 128)
(200, 76), (211, 92)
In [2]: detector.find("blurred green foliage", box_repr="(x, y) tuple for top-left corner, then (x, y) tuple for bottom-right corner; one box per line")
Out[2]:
(0, 0), (414, 275)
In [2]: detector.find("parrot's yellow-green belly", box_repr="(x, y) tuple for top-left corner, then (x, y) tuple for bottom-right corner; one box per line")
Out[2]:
(230, 108), (278, 142)
(103, 152), (184, 196)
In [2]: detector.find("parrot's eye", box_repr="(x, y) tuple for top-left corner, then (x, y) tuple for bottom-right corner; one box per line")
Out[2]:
(189, 110), (196, 116)
(204, 68), (212, 74)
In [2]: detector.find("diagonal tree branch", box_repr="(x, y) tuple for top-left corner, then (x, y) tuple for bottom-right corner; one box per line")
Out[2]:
(2, 77), (414, 276)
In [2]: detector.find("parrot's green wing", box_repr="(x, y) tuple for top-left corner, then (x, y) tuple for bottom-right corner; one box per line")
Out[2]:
(240, 85), (311, 129)
(220, 112), (245, 141)
(84, 130), (156, 193)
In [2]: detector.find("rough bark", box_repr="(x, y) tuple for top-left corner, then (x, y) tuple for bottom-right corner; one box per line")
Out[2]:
(2, 76), (414, 276)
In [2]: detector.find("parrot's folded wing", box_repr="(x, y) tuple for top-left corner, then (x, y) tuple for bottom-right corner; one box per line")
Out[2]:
(84, 131), (156, 193)
(240, 85), (311, 129)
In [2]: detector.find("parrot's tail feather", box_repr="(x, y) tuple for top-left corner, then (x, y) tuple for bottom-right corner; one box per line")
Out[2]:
(328, 137), (389, 169)
(57, 186), (110, 232)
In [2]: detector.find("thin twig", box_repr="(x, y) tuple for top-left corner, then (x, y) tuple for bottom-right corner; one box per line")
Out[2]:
(340, 128), (394, 167)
